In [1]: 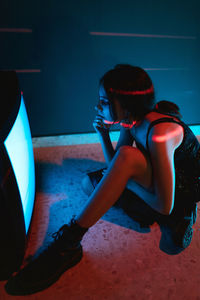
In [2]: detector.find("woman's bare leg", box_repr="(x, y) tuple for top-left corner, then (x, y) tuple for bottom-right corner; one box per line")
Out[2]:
(76, 146), (153, 228)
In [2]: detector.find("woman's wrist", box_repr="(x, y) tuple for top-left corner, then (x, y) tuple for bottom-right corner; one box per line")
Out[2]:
(97, 128), (110, 136)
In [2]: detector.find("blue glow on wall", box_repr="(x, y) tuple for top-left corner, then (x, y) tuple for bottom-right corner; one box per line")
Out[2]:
(4, 95), (35, 233)
(189, 125), (200, 137)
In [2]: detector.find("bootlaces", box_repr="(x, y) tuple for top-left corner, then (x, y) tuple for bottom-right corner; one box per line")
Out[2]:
(51, 224), (79, 250)
(51, 225), (69, 242)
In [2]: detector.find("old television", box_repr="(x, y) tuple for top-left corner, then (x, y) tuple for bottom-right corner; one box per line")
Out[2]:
(0, 71), (35, 279)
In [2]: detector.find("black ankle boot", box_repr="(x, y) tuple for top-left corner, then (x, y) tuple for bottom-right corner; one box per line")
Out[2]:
(5, 219), (88, 295)
(51, 218), (88, 249)
(172, 203), (198, 249)
(159, 205), (195, 253)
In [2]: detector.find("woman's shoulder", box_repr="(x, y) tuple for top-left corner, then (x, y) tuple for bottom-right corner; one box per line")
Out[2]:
(145, 111), (184, 148)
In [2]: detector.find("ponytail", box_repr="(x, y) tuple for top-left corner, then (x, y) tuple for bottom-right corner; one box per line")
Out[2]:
(154, 100), (182, 119)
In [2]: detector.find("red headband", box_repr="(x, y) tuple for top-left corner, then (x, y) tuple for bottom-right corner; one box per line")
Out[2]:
(109, 85), (154, 95)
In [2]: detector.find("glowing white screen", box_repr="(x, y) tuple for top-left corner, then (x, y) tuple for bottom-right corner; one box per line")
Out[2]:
(4, 95), (35, 233)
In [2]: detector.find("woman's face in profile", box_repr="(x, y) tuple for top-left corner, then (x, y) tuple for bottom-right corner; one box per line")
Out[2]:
(96, 85), (126, 123)
(96, 85), (115, 123)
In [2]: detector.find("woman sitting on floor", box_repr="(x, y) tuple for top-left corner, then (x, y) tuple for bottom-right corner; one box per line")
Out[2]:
(5, 64), (200, 295)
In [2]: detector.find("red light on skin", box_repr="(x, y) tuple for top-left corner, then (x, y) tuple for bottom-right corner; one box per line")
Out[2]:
(103, 119), (136, 129)
(103, 120), (119, 125)
(152, 127), (183, 143)
(109, 85), (154, 96)
(120, 121), (137, 129)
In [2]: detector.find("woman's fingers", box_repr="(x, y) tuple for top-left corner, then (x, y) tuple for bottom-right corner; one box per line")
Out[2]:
(93, 116), (112, 131)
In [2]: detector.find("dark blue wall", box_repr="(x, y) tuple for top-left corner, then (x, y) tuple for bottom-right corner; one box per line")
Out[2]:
(0, 0), (199, 136)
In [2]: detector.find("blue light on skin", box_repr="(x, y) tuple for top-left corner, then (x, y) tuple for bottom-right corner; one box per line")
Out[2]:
(4, 95), (35, 234)
(97, 85), (114, 123)
(97, 85), (128, 125)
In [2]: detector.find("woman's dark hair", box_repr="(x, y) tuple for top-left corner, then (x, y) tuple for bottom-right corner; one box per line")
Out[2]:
(100, 64), (182, 120)
(100, 64), (155, 120)
(154, 100), (182, 119)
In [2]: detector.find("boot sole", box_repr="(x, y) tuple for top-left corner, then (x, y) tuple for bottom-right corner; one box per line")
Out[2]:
(173, 220), (193, 249)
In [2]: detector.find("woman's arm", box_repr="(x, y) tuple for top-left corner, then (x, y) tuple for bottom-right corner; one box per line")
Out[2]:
(126, 122), (184, 215)
(148, 122), (184, 214)
(115, 126), (134, 151)
(96, 130), (115, 164)
(93, 116), (134, 165)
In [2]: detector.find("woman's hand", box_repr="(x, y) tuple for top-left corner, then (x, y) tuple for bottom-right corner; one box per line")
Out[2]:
(93, 115), (112, 134)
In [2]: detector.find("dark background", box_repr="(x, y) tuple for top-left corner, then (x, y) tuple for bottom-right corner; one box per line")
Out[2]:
(0, 0), (199, 137)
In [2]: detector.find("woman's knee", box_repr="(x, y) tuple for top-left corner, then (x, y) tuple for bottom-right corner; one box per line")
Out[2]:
(116, 146), (145, 170)
(116, 145), (152, 186)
